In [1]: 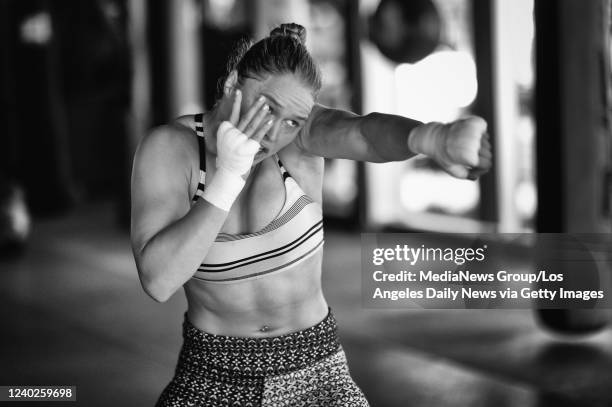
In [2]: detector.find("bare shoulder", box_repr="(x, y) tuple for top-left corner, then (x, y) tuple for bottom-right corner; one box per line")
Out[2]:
(303, 103), (357, 131)
(135, 118), (198, 172)
(136, 113), (198, 157)
(173, 114), (197, 129)
(295, 104), (327, 147)
(131, 118), (200, 210)
(283, 104), (327, 171)
(130, 119), (199, 252)
(295, 103), (361, 160)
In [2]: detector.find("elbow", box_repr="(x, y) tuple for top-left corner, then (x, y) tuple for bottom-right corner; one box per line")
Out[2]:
(135, 261), (175, 303)
(142, 281), (173, 303)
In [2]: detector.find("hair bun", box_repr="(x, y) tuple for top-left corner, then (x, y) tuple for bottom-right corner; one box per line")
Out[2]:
(270, 23), (307, 45)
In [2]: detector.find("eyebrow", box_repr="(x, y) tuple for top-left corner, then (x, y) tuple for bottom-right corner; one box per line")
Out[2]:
(261, 93), (309, 122)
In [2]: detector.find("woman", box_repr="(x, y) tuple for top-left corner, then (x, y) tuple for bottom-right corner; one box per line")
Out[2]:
(131, 23), (491, 406)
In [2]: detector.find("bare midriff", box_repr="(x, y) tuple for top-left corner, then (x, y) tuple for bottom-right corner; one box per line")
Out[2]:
(182, 119), (328, 338)
(184, 251), (328, 337)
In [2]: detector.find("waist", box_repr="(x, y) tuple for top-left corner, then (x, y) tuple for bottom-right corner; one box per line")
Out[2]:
(179, 308), (340, 377)
(185, 281), (328, 337)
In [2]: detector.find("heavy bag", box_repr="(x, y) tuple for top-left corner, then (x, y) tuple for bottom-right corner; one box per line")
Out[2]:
(368, 0), (441, 64)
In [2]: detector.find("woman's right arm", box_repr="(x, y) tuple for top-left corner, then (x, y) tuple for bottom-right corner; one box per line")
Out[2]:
(130, 124), (228, 302)
(130, 90), (272, 302)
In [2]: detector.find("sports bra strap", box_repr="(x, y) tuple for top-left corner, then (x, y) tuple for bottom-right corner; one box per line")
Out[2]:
(275, 154), (292, 181)
(194, 113), (207, 175)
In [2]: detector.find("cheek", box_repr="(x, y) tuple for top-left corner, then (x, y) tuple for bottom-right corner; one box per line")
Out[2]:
(265, 128), (298, 152)
(277, 126), (300, 144)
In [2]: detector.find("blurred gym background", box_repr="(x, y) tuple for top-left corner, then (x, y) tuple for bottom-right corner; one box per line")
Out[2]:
(1, 0), (611, 406)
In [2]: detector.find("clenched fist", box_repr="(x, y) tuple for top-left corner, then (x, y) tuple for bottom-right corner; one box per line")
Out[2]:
(408, 116), (492, 180)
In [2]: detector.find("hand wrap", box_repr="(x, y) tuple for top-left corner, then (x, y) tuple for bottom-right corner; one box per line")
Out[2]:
(408, 118), (486, 179)
(202, 121), (260, 211)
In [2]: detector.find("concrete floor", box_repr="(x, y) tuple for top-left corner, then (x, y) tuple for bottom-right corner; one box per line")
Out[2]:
(1, 203), (612, 406)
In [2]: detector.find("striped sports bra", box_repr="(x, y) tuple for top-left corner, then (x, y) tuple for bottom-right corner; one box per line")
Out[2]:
(190, 113), (324, 284)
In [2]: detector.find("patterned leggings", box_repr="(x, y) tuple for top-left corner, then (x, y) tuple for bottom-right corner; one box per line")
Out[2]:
(156, 310), (370, 407)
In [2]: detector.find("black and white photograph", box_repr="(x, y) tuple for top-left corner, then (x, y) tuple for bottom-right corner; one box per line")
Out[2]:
(1, 0), (611, 406)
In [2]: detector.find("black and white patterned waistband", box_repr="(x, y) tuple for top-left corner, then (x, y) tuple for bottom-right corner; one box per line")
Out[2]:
(179, 309), (340, 378)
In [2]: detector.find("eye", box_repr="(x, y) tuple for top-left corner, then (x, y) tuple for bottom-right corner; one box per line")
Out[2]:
(285, 119), (300, 128)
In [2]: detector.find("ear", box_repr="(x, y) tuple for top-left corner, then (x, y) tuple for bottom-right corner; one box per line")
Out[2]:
(223, 70), (238, 96)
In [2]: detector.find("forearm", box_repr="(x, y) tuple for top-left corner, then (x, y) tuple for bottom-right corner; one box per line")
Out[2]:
(359, 112), (424, 162)
(136, 200), (228, 302)
(306, 105), (490, 178)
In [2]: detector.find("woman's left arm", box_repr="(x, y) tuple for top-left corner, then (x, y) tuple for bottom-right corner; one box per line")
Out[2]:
(297, 104), (492, 180)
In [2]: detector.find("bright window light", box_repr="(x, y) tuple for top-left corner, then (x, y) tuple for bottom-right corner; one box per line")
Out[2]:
(395, 50), (478, 123)
(399, 169), (480, 214)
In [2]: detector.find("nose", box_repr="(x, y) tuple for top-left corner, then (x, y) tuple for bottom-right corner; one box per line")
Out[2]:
(265, 119), (281, 143)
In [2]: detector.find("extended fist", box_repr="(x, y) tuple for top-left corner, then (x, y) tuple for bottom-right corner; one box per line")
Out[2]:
(408, 116), (492, 180)
(216, 121), (261, 176)
(440, 116), (492, 180)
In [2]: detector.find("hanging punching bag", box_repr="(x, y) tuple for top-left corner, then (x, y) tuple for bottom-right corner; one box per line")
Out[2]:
(534, 235), (610, 335)
(368, 0), (441, 64)
(534, 0), (611, 335)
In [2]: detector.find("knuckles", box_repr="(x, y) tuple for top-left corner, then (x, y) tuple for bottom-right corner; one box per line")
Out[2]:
(442, 117), (492, 179)
(450, 116), (488, 136)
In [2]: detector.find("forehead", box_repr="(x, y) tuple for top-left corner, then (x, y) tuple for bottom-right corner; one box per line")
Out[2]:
(241, 74), (315, 117)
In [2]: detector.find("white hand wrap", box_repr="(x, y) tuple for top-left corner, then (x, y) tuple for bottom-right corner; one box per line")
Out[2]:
(215, 121), (261, 175)
(202, 121), (260, 211)
(407, 122), (448, 159)
(408, 118), (486, 179)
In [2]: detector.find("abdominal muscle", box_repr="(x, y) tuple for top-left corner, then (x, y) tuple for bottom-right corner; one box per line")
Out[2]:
(184, 251), (329, 337)
(182, 134), (328, 338)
